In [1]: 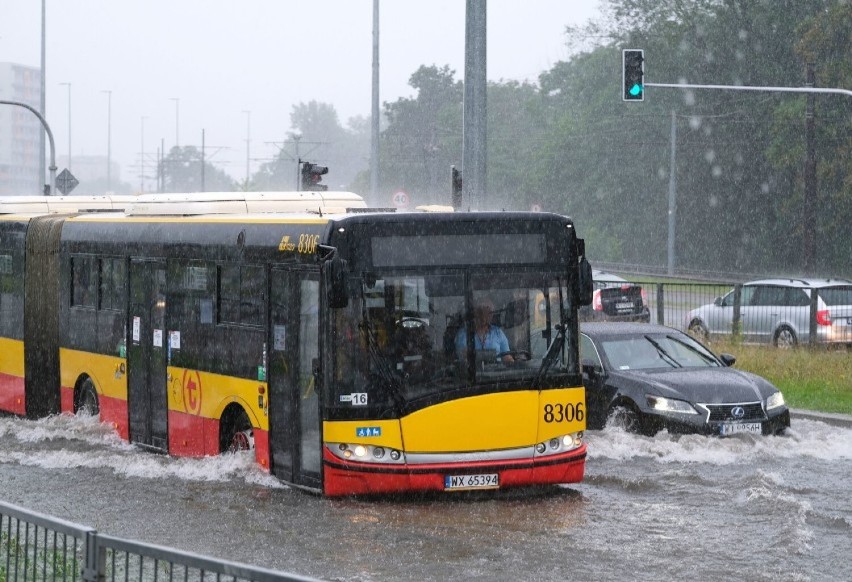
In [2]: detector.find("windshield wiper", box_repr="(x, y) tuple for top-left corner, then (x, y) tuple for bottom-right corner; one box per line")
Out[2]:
(534, 323), (567, 389)
(644, 335), (682, 368)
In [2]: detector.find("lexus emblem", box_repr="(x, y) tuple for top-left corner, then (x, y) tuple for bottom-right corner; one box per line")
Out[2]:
(731, 406), (745, 419)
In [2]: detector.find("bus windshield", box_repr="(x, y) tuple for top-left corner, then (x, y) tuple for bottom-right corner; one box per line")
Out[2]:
(330, 270), (578, 413)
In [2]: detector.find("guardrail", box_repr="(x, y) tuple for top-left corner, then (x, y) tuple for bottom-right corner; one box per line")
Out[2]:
(0, 500), (319, 582)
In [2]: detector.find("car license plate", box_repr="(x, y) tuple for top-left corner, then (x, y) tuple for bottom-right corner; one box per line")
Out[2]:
(719, 422), (762, 436)
(444, 473), (499, 490)
(616, 302), (634, 309)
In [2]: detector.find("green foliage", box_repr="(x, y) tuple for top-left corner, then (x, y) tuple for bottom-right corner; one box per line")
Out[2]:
(713, 339), (852, 414)
(375, 0), (850, 276)
(0, 531), (78, 581)
(252, 100), (369, 192)
(161, 146), (237, 193)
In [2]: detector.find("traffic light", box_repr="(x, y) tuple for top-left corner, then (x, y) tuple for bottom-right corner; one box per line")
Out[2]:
(300, 161), (329, 191)
(622, 49), (644, 101)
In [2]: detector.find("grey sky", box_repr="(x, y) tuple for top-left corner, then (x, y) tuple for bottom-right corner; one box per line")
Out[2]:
(1, 0), (600, 185)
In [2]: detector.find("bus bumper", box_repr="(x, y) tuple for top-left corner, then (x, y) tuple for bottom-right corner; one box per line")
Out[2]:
(322, 444), (587, 497)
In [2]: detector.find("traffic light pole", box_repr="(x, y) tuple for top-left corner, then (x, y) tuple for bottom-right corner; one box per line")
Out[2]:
(0, 99), (57, 195)
(645, 82), (852, 98)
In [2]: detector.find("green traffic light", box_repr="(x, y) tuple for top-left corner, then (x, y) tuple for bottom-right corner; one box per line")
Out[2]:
(629, 84), (643, 97)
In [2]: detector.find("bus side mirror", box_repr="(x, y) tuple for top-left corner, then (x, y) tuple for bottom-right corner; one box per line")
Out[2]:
(327, 254), (349, 309)
(576, 256), (593, 306)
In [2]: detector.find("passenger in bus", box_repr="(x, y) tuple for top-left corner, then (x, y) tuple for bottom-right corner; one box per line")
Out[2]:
(455, 298), (514, 363)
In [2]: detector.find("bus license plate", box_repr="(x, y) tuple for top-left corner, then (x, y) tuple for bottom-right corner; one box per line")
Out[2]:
(444, 473), (499, 491)
(720, 422), (762, 436)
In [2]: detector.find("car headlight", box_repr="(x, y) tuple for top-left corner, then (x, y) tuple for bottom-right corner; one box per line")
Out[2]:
(766, 391), (785, 410)
(646, 395), (698, 414)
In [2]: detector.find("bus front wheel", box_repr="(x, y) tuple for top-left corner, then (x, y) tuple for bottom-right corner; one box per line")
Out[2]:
(220, 407), (254, 453)
(75, 378), (100, 417)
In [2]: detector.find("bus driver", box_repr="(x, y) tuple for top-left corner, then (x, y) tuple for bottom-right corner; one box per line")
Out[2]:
(456, 298), (515, 364)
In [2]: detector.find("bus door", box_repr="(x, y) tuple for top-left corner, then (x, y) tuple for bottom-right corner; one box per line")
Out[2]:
(127, 259), (169, 451)
(268, 267), (321, 488)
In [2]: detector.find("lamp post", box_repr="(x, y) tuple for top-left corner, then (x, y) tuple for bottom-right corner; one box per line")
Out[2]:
(242, 110), (251, 188)
(101, 90), (112, 192)
(140, 116), (147, 192)
(39, 0), (46, 190)
(169, 97), (180, 147)
(59, 82), (71, 171)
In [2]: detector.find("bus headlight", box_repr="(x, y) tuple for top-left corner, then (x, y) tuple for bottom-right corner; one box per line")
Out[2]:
(329, 443), (405, 464)
(534, 432), (583, 458)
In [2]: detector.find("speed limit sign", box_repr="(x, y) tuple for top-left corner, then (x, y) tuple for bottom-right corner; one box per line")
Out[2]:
(392, 191), (409, 208)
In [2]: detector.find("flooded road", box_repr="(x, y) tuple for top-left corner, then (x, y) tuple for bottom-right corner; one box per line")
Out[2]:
(1, 413), (850, 581)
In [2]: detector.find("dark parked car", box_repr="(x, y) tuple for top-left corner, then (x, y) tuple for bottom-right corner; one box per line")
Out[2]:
(580, 269), (650, 323)
(580, 322), (790, 436)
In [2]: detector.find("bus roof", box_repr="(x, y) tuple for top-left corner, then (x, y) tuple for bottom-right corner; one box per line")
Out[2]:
(0, 191), (368, 217)
(0, 194), (136, 214)
(124, 191), (367, 215)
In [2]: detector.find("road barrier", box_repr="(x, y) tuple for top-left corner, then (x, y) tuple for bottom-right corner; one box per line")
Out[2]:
(0, 500), (319, 582)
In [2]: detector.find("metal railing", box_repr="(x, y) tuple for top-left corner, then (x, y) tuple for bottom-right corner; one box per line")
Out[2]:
(1, 501), (319, 582)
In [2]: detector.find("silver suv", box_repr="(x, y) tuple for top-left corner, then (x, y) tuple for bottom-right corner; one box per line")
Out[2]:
(686, 278), (852, 348)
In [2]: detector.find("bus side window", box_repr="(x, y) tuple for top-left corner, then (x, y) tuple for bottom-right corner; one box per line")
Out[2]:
(71, 256), (97, 309)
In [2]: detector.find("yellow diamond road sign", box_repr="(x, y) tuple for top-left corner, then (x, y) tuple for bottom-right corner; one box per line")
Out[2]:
(56, 168), (79, 194)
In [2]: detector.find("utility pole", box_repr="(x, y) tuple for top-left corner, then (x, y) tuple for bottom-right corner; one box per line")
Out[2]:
(140, 116), (147, 192)
(170, 97), (180, 146)
(463, 0), (487, 210)
(667, 110), (677, 276)
(370, 0), (380, 205)
(102, 90), (112, 191)
(201, 129), (206, 193)
(40, 0), (46, 189)
(803, 63), (817, 275)
(242, 110), (251, 189)
(60, 82), (71, 171)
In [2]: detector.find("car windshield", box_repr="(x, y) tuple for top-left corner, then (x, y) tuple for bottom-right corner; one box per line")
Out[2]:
(330, 271), (578, 412)
(601, 333), (721, 370)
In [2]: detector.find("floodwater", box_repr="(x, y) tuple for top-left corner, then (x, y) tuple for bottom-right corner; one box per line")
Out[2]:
(1, 413), (850, 581)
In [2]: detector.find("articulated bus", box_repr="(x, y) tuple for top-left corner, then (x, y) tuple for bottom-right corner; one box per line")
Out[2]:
(0, 192), (594, 496)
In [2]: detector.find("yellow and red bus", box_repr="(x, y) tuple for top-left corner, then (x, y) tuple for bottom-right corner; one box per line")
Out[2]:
(0, 192), (593, 496)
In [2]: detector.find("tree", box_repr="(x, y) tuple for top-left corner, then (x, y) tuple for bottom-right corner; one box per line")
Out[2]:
(380, 65), (464, 206)
(251, 101), (370, 192)
(161, 146), (236, 192)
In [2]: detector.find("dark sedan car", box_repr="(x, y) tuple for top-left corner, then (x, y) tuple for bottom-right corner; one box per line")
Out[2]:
(580, 322), (790, 436)
(579, 270), (650, 323)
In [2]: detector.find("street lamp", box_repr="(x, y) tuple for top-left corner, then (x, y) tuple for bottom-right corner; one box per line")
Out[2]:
(169, 97), (180, 147)
(140, 116), (147, 192)
(60, 82), (71, 171)
(242, 110), (251, 188)
(101, 90), (112, 192)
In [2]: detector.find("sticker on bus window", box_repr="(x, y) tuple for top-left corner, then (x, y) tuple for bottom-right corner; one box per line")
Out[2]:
(274, 325), (286, 350)
(170, 331), (181, 350)
(153, 329), (163, 348)
(340, 393), (368, 406)
(132, 317), (141, 343)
